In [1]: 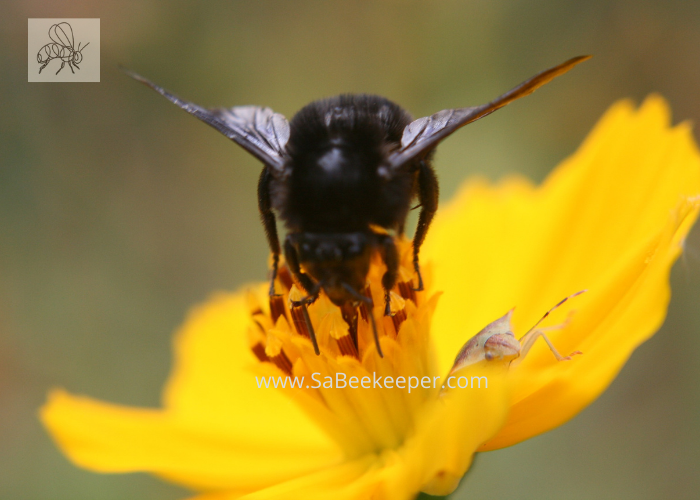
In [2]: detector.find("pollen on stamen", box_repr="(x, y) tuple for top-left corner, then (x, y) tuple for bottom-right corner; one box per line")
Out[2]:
(251, 342), (269, 362)
(288, 285), (313, 340)
(359, 284), (373, 323)
(397, 281), (417, 303)
(264, 333), (294, 375)
(340, 304), (360, 353)
(388, 291), (408, 333)
(240, 239), (440, 457)
(248, 238), (426, 366)
(393, 263), (417, 304)
(246, 292), (269, 334)
(324, 308), (359, 359)
(336, 333), (359, 359)
(288, 286), (321, 355)
(269, 294), (287, 324)
(277, 265), (294, 291)
(246, 293), (264, 317)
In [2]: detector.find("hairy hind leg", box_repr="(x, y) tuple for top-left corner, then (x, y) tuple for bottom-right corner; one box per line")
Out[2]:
(377, 234), (398, 316)
(258, 167), (281, 296)
(411, 160), (439, 291)
(283, 236), (317, 297)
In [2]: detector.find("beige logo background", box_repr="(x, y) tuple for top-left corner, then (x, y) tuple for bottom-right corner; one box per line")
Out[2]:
(28, 18), (100, 82)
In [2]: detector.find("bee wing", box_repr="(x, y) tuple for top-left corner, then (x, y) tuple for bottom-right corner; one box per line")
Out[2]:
(124, 70), (289, 171)
(385, 56), (591, 172)
(49, 22), (75, 48)
(211, 106), (290, 168)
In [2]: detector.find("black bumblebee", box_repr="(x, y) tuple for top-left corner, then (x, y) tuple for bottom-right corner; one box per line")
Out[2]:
(126, 55), (589, 357)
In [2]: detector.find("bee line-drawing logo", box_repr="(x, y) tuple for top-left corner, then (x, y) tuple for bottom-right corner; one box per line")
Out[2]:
(36, 22), (89, 75)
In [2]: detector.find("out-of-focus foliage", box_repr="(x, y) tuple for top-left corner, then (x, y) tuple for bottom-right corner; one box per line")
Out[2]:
(1, 1), (699, 499)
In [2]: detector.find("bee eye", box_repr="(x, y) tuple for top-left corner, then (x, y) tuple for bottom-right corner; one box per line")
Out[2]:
(485, 352), (494, 360)
(316, 242), (342, 261)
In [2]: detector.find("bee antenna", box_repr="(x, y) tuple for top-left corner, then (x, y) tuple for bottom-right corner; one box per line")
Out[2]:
(519, 290), (586, 341)
(79, 42), (89, 52)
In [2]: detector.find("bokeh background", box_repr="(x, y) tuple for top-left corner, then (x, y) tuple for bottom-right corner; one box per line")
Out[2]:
(2, 1), (700, 499)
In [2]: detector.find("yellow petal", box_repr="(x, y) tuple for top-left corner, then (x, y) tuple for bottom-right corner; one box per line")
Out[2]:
(41, 389), (340, 492)
(41, 290), (341, 491)
(424, 95), (700, 450)
(186, 452), (410, 500)
(411, 364), (509, 496)
(187, 365), (510, 500)
(481, 199), (698, 450)
(164, 290), (338, 456)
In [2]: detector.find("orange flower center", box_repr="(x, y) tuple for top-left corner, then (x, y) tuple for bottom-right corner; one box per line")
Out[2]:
(244, 238), (440, 456)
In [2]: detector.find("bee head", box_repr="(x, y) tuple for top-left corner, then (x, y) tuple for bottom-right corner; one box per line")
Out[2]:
(291, 232), (372, 306)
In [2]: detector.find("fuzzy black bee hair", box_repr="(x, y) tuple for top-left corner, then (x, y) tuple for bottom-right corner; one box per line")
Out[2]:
(280, 94), (414, 233)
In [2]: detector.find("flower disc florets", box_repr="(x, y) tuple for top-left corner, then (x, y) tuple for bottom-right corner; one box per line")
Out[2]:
(246, 238), (439, 456)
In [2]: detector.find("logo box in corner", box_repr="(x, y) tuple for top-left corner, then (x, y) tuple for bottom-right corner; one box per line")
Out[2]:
(28, 18), (100, 82)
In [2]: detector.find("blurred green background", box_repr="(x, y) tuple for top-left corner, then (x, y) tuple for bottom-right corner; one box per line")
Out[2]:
(2, 1), (700, 499)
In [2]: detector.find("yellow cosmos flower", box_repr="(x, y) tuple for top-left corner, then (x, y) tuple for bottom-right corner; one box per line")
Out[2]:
(41, 95), (700, 499)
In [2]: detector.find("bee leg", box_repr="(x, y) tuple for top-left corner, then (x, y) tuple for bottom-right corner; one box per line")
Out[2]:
(68, 61), (75, 74)
(258, 167), (281, 296)
(377, 234), (398, 316)
(56, 61), (65, 75)
(290, 281), (322, 306)
(283, 237), (317, 298)
(39, 61), (49, 74)
(287, 277), (322, 356)
(411, 160), (439, 291)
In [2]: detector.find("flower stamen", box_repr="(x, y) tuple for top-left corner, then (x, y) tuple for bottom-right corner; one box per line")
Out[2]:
(244, 238), (437, 455)
(269, 294), (286, 324)
(250, 342), (269, 362)
(289, 285), (320, 354)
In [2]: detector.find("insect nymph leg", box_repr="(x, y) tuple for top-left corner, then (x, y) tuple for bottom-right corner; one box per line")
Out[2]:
(376, 233), (399, 316)
(411, 160), (439, 291)
(517, 291), (586, 362)
(258, 167), (282, 296)
(518, 327), (579, 361)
